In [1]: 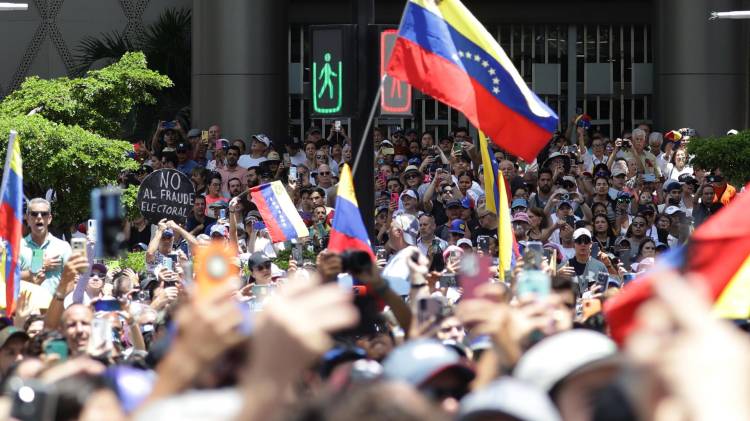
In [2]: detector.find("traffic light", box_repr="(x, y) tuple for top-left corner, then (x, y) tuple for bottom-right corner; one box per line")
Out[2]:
(310, 25), (356, 116)
(380, 29), (412, 116)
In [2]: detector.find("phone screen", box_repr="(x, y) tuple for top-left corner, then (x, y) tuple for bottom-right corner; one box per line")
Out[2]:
(31, 249), (44, 273)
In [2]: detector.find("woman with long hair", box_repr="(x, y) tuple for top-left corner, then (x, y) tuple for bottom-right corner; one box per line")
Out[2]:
(191, 166), (209, 196)
(592, 214), (618, 253)
(204, 173), (226, 213)
(527, 207), (555, 242)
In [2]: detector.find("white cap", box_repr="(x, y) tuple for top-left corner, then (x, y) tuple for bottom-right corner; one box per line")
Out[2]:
(457, 238), (473, 248)
(664, 206), (684, 215)
(573, 227), (592, 241)
(514, 330), (618, 392)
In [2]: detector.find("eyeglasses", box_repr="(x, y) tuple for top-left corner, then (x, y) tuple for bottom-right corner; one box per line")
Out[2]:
(29, 211), (50, 218)
(574, 237), (592, 245)
(253, 262), (271, 271)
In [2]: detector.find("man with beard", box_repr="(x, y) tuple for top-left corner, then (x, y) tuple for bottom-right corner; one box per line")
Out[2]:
(218, 146), (247, 195)
(227, 177), (244, 198)
(529, 168), (554, 209)
(658, 181), (685, 213)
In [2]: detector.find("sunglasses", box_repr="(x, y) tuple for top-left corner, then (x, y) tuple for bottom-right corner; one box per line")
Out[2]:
(29, 211), (50, 218)
(253, 262), (271, 271)
(319, 171), (331, 176)
(575, 237), (592, 245)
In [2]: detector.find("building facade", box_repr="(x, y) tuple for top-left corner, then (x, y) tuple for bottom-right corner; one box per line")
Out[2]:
(1, 0), (747, 143)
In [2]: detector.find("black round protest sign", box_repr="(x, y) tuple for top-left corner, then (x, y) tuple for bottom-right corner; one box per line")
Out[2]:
(137, 169), (196, 225)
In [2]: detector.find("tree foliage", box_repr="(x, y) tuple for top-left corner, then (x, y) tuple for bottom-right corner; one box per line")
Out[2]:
(688, 131), (750, 186)
(0, 52), (171, 139)
(0, 52), (171, 230)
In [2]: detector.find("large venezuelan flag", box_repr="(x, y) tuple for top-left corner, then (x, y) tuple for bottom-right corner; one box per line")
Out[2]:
(605, 185), (750, 345)
(0, 131), (23, 314)
(387, 0), (559, 162)
(328, 164), (375, 261)
(249, 181), (309, 244)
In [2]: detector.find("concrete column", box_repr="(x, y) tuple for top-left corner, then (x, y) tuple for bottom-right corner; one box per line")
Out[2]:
(567, 24), (578, 125)
(654, 0), (746, 136)
(192, 0), (288, 143)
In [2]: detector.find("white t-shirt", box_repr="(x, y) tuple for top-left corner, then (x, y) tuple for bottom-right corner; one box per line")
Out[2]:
(237, 155), (267, 169)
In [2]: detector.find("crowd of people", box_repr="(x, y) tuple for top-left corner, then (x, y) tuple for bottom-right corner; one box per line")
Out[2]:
(0, 115), (747, 421)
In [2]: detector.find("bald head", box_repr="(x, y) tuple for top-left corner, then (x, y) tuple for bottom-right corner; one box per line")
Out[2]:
(62, 304), (93, 356)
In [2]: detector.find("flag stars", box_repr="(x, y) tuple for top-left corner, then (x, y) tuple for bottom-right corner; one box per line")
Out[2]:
(488, 68), (496, 76)
(481, 60), (489, 68)
(473, 54), (481, 62)
(452, 53), (460, 62)
(492, 77), (500, 85)
(458, 51), (464, 58)
(464, 50), (472, 58)
(492, 87), (500, 94)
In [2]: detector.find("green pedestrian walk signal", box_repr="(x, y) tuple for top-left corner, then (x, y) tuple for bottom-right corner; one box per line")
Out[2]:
(310, 26), (355, 116)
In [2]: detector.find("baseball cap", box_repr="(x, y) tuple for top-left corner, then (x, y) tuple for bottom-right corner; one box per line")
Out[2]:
(557, 200), (573, 209)
(511, 198), (528, 209)
(0, 326), (28, 349)
(442, 245), (464, 260)
(252, 134), (271, 148)
(392, 214), (418, 245)
(643, 173), (657, 183)
(445, 199), (462, 209)
(573, 227), (592, 241)
(400, 190), (417, 200)
(457, 238), (473, 249)
(247, 252), (271, 268)
(186, 128), (201, 138)
(266, 151), (281, 162)
(307, 126), (322, 136)
(91, 262), (108, 274)
(407, 157), (422, 166)
(513, 330), (618, 393)
(460, 196), (473, 209)
(611, 166), (627, 177)
(382, 339), (475, 386)
(380, 140), (394, 148)
(210, 224), (228, 238)
(162, 229), (174, 238)
(449, 219), (467, 234)
(664, 181), (682, 193)
(511, 212), (530, 225)
(561, 175), (577, 185)
(176, 143), (189, 152)
(458, 377), (562, 421)
(664, 206), (684, 215)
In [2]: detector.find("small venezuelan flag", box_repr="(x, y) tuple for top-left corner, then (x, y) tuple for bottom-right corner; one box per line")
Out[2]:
(249, 181), (309, 243)
(0, 130), (23, 314)
(328, 164), (375, 261)
(387, 0), (559, 162)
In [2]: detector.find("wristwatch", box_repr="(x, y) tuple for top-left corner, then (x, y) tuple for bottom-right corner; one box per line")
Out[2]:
(53, 290), (65, 301)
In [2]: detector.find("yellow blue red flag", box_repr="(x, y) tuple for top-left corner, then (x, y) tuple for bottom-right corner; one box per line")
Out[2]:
(387, 0), (558, 162)
(0, 130), (23, 313)
(329, 164), (375, 260)
(249, 181), (309, 243)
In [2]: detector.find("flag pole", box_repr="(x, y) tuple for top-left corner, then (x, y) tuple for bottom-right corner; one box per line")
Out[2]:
(351, 75), (385, 174)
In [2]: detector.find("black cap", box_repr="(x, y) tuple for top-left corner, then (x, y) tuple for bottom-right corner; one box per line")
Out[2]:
(445, 199), (462, 209)
(248, 252), (271, 268)
(176, 143), (189, 152)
